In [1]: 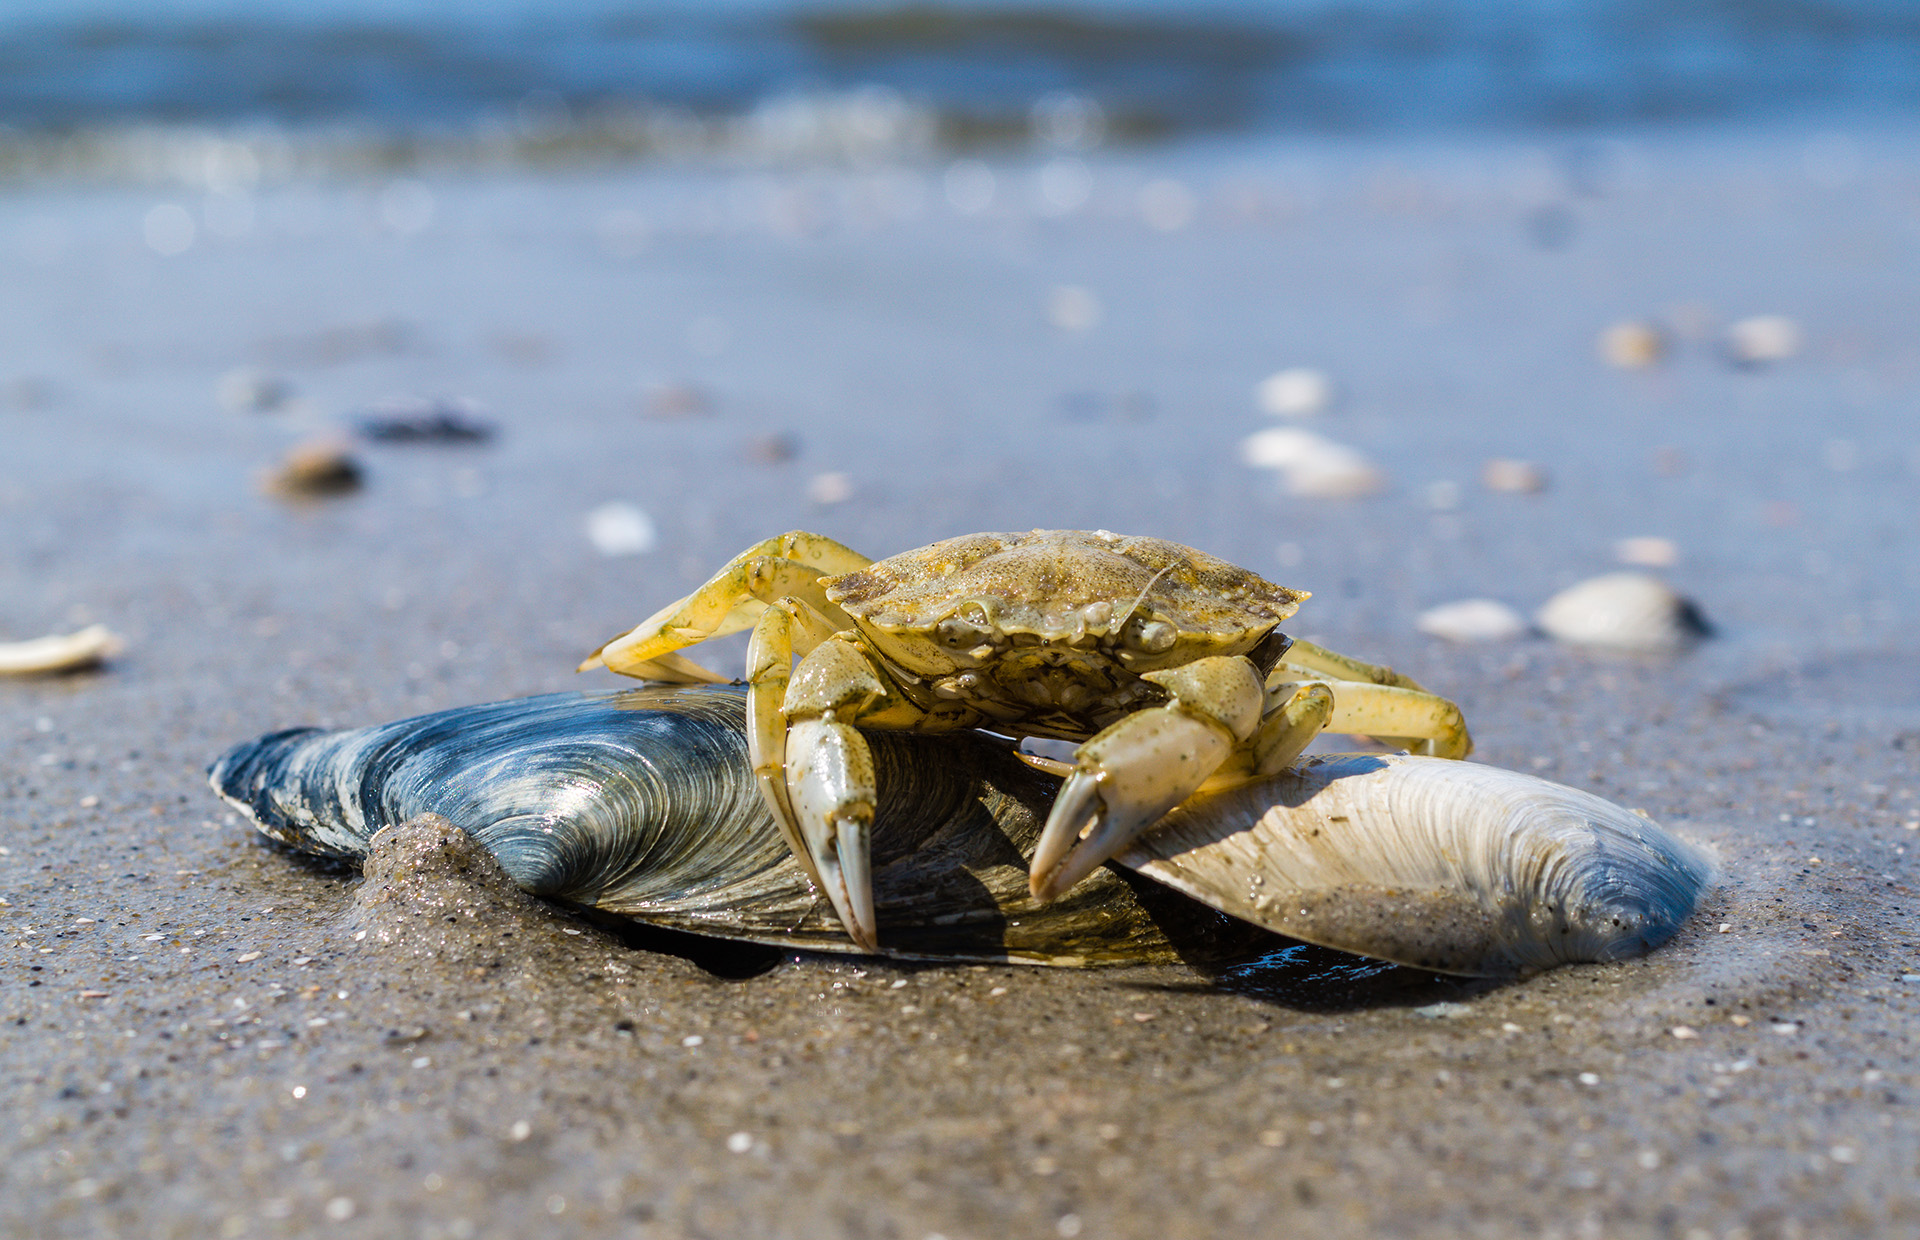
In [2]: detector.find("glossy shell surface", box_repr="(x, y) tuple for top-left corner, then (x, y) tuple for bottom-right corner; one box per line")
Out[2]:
(209, 686), (1713, 976)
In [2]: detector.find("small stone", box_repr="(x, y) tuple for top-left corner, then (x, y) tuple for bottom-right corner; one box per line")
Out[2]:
(263, 440), (362, 499)
(235, 951), (261, 962)
(641, 383), (710, 419)
(1480, 458), (1549, 494)
(1240, 427), (1384, 499)
(744, 432), (799, 464)
(324, 1197), (356, 1221)
(1598, 321), (1666, 369)
(1614, 536), (1679, 568)
(1416, 599), (1528, 644)
(1535, 572), (1709, 653)
(1256, 368), (1334, 419)
(1724, 315), (1801, 365)
(726, 1132), (753, 1154)
(584, 502), (657, 557)
(1670, 1025), (1700, 1039)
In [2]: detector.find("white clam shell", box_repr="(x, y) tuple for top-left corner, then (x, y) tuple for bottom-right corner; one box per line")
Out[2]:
(1415, 598), (1529, 643)
(0, 624), (123, 675)
(1535, 572), (1708, 652)
(1240, 427), (1385, 498)
(1122, 755), (1714, 976)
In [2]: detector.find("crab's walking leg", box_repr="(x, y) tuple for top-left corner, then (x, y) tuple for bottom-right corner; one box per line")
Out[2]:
(1318, 680), (1473, 760)
(775, 634), (945, 953)
(579, 532), (871, 678)
(1031, 656), (1266, 903)
(1275, 640), (1473, 757)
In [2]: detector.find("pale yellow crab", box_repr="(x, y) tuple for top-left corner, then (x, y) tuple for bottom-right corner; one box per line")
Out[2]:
(581, 530), (1471, 952)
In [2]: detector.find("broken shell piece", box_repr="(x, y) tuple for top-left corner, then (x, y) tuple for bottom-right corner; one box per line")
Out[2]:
(263, 440), (362, 498)
(1536, 572), (1708, 653)
(807, 472), (855, 505)
(1240, 427), (1385, 499)
(1480, 458), (1549, 494)
(585, 502), (657, 557)
(1598, 322), (1666, 369)
(1614, 536), (1679, 568)
(1416, 599), (1529, 644)
(0, 624), (124, 675)
(355, 396), (495, 444)
(1723, 315), (1801, 366)
(1255, 368), (1334, 419)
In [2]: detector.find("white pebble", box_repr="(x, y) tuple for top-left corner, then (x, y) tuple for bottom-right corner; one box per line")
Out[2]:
(1480, 458), (1549, 494)
(1597, 321), (1666, 369)
(807, 472), (854, 505)
(1535, 572), (1708, 653)
(1240, 427), (1384, 499)
(1416, 599), (1528, 644)
(726, 1131), (753, 1154)
(584, 502), (657, 557)
(1614, 536), (1679, 568)
(1724, 315), (1801, 365)
(1255, 367), (1334, 418)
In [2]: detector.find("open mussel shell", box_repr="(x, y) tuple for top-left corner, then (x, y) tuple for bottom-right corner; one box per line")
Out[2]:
(210, 686), (1712, 975)
(210, 687), (1264, 967)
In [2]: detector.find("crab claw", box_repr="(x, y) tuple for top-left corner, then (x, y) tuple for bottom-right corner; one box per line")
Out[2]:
(1029, 708), (1235, 902)
(1030, 657), (1265, 903)
(785, 717), (879, 953)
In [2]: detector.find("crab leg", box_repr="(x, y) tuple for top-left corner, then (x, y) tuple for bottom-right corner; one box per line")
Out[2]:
(1030, 655), (1266, 903)
(1272, 642), (1473, 758)
(1318, 680), (1473, 759)
(743, 597), (848, 897)
(580, 532), (871, 678)
(776, 634), (940, 953)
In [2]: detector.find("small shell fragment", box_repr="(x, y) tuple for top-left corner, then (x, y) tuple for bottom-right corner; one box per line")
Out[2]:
(1536, 572), (1708, 652)
(0, 624), (124, 675)
(263, 441), (362, 498)
(1416, 599), (1529, 644)
(1598, 322), (1666, 369)
(1241, 427), (1384, 499)
(1255, 368), (1334, 419)
(1480, 458), (1549, 494)
(807, 472), (854, 505)
(1614, 536), (1679, 568)
(584, 502), (657, 557)
(1723, 315), (1801, 366)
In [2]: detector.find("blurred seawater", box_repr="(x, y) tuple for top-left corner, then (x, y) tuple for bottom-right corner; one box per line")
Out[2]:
(2, 0), (1920, 183)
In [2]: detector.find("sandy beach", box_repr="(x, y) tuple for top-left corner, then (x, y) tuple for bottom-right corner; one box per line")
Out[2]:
(4, 122), (1920, 1238)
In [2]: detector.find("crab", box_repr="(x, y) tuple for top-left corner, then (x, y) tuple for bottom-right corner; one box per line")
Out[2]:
(580, 530), (1472, 952)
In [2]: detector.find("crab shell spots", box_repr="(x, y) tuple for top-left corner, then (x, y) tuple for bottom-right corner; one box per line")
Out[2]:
(825, 530), (1306, 674)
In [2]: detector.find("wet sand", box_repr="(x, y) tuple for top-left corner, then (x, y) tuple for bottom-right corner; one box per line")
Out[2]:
(4, 126), (1919, 1238)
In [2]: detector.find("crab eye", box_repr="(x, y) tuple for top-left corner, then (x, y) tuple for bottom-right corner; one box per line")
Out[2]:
(937, 611), (992, 647)
(1125, 617), (1176, 653)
